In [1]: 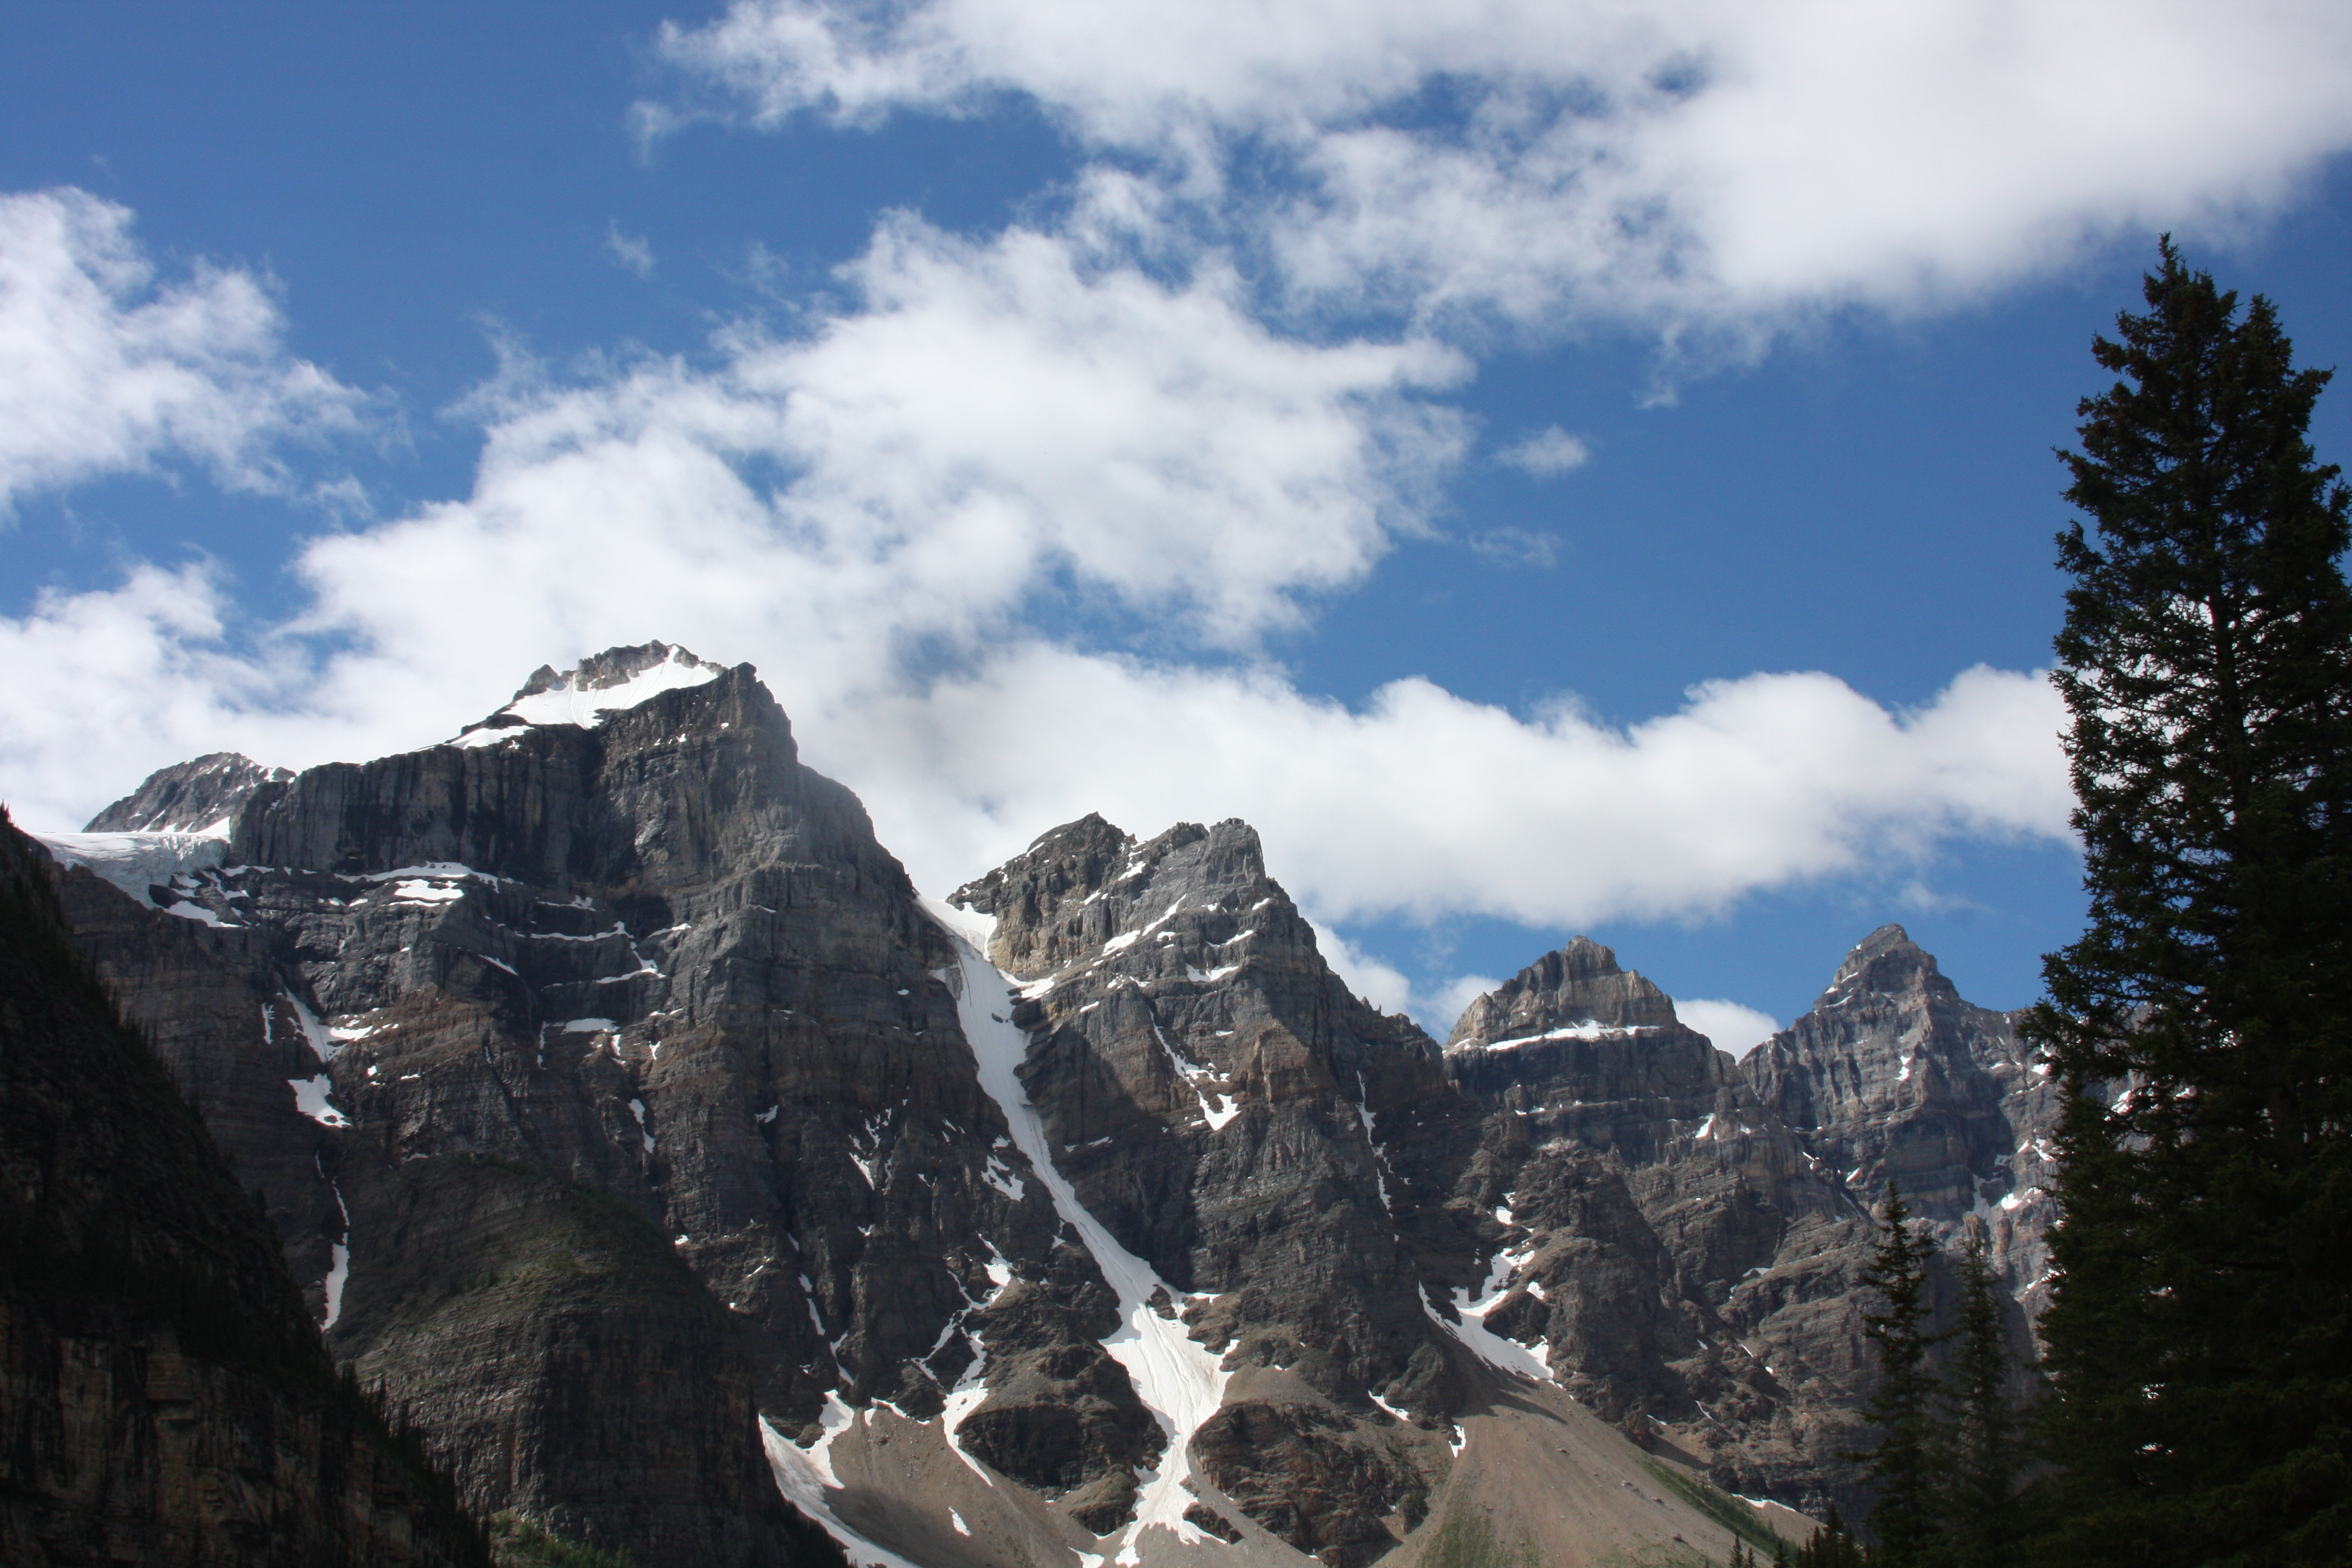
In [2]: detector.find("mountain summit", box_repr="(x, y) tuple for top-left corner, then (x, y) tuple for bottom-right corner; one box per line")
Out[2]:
(25, 647), (2059, 1568)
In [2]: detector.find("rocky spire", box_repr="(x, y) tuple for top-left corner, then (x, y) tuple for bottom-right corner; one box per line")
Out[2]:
(1444, 935), (1682, 1049)
(83, 751), (292, 834)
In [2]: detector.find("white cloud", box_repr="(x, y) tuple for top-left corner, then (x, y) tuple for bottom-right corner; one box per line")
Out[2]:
(1676, 997), (1780, 1059)
(1305, 929), (1500, 1033)
(1428, 973), (1505, 1038)
(0, 188), (370, 513)
(823, 650), (2073, 932)
(606, 222), (656, 278)
(657, 0), (2352, 332)
(0, 194), (2073, 970)
(0, 207), (1465, 821)
(1495, 426), (1590, 477)
(1465, 525), (1560, 568)
(1310, 920), (1418, 1018)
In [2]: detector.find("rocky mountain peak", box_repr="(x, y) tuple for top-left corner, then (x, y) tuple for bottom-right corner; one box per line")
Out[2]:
(456, 641), (730, 743)
(83, 750), (293, 834)
(516, 639), (716, 699)
(1443, 935), (1681, 1050)
(1812, 922), (1956, 1011)
(950, 814), (1278, 979)
(26, 649), (2084, 1567)
(1745, 926), (2056, 1309)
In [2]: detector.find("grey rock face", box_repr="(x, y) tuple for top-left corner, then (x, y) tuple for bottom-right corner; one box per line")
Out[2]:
(333, 1152), (788, 1564)
(2, 816), (486, 1568)
(1742, 925), (2060, 1315)
(49, 869), (349, 1306)
(85, 751), (293, 833)
(36, 647), (2070, 1567)
(1438, 938), (1870, 1515)
(951, 815), (1477, 1564)
(50, 651), (1105, 1567)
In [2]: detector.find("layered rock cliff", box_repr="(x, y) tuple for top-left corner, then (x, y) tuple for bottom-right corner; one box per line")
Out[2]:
(947, 815), (1483, 1566)
(0, 811), (487, 1568)
(27, 644), (2066, 1568)
(1743, 925), (2060, 1319)
(1436, 937), (1873, 1514)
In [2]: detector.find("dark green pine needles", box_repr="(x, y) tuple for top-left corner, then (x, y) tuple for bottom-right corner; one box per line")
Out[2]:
(2026, 239), (2352, 1565)
(1937, 1228), (2022, 1568)
(1854, 1185), (1944, 1566)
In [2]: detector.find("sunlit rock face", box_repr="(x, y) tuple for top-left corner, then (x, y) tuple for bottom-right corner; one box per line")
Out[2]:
(1438, 937), (1870, 1516)
(950, 814), (1477, 1564)
(1743, 925), (2062, 1316)
(81, 749), (293, 834)
(48, 647), (1076, 1567)
(31, 645), (2067, 1568)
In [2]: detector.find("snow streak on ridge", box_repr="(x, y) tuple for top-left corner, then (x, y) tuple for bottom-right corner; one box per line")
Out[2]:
(925, 898), (1234, 1565)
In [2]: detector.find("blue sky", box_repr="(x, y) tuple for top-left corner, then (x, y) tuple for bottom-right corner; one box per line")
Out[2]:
(5, 2), (2349, 1044)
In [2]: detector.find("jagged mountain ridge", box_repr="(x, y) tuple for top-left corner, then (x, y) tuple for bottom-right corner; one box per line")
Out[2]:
(82, 750), (295, 834)
(32, 644), (2061, 1568)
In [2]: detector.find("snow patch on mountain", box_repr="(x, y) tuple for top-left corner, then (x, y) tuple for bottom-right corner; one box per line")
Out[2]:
(35, 829), (228, 907)
(927, 897), (1234, 1564)
(456, 643), (719, 740)
(763, 1400), (925, 1568)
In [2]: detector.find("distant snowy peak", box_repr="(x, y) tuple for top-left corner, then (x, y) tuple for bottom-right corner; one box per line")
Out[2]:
(83, 751), (292, 835)
(449, 641), (720, 746)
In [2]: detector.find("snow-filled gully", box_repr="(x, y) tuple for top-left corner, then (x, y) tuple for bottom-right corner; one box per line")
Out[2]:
(768, 901), (1552, 1567)
(924, 899), (1234, 1564)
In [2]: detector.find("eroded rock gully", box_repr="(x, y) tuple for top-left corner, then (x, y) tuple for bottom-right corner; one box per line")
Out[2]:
(25, 645), (2065, 1568)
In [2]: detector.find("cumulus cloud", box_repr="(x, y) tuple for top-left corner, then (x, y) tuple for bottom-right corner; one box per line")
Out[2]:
(1428, 973), (1506, 1038)
(0, 188), (371, 513)
(822, 650), (2073, 931)
(1676, 998), (1780, 1059)
(1310, 920), (1419, 1018)
(0, 192), (2073, 984)
(656, 0), (2352, 332)
(0, 208), (1466, 819)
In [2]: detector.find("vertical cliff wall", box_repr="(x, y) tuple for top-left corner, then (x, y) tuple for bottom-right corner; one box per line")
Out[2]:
(1, 812), (488, 1568)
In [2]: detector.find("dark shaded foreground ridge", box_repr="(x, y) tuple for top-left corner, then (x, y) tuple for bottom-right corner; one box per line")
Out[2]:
(0, 806), (489, 1567)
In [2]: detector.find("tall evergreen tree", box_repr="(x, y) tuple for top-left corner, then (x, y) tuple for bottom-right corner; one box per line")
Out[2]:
(1855, 1184), (1942, 1567)
(1931, 1225), (2021, 1568)
(2027, 240), (2352, 1564)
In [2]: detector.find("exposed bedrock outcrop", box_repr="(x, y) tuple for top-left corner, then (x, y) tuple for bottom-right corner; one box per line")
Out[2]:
(31, 646), (2069, 1567)
(48, 650), (1068, 1564)
(1743, 924), (2062, 1316)
(82, 750), (293, 834)
(1437, 936), (1868, 1514)
(950, 814), (1478, 1559)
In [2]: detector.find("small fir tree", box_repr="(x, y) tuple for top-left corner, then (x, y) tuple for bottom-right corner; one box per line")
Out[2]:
(1932, 1224), (2021, 1567)
(1794, 1503), (1867, 1568)
(2027, 240), (2352, 1564)
(1854, 1185), (1942, 1567)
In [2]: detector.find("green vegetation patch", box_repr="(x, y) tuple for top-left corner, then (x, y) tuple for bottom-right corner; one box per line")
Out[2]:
(1414, 1511), (1538, 1568)
(489, 1511), (637, 1568)
(1639, 1457), (1783, 1552)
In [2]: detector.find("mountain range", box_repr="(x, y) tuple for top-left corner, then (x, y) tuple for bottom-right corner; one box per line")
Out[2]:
(11, 643), (2060, 1568)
